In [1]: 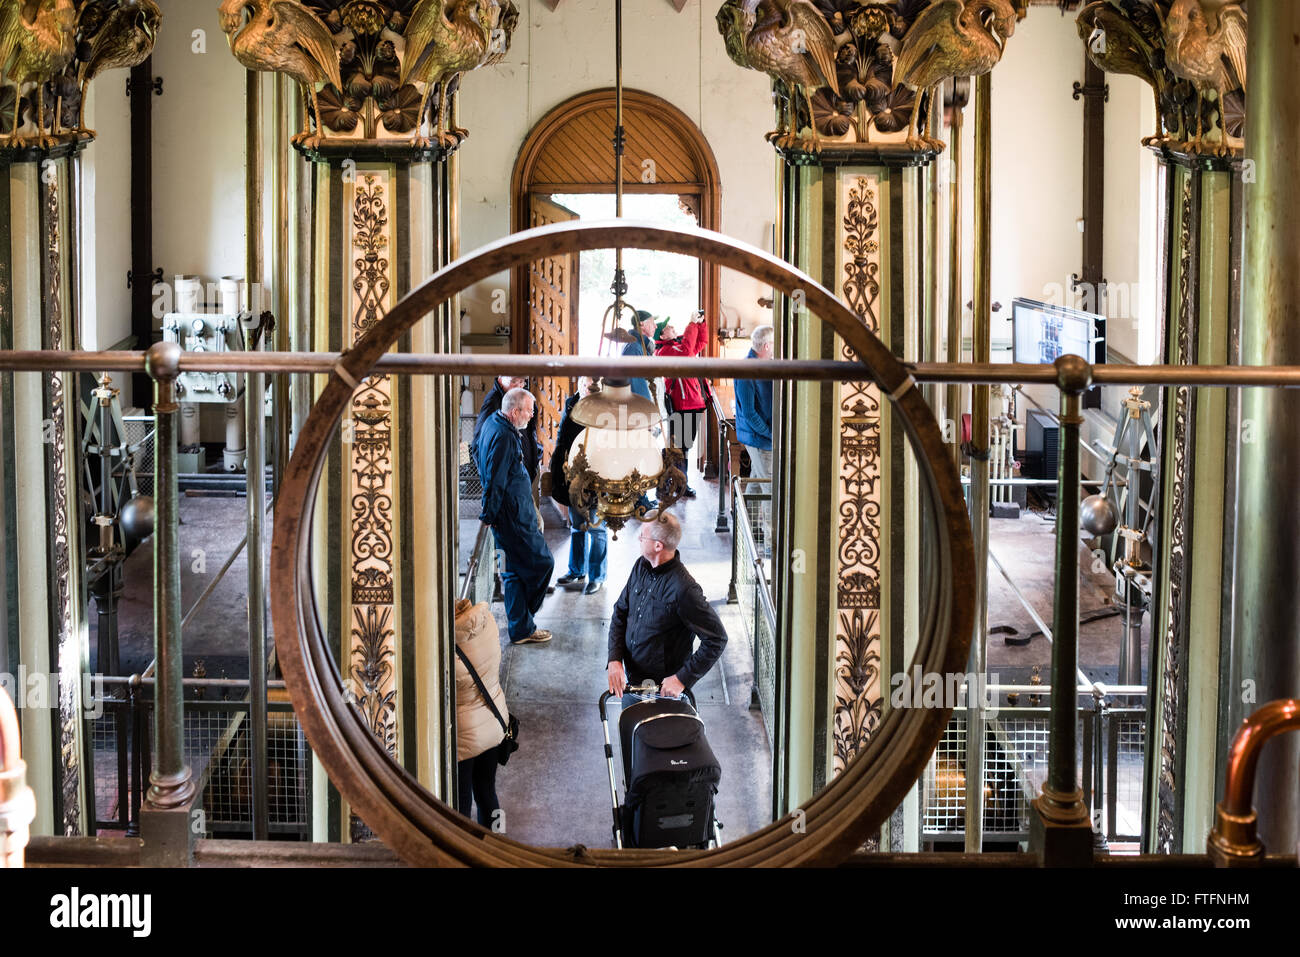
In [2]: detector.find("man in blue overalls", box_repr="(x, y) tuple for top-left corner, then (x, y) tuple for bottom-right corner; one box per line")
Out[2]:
(476, 387), (554, 644)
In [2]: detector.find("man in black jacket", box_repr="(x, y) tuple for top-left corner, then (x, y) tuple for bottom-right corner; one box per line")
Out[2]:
(474, 375), (541, 484)
(606, 513), (728, 697)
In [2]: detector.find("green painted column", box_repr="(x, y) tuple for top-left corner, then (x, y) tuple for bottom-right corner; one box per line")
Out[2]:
(1229, 0), (1300, 854)
(773, 153), (932, 832)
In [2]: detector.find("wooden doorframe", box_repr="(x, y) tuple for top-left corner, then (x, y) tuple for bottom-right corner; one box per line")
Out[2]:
(510, 88), (723, 364)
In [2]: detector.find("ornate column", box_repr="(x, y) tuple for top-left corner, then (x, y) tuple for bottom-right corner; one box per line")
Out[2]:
(1074, 0), (1247, 853)
(0, 1), (160, 836)
(722, 1), (1021, 833)
(221, 0), (516, 840)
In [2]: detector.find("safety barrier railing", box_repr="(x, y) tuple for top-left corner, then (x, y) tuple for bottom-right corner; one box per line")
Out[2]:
(85, 675), (309, 840)
(922, 684), (1146, 846)
(708, 389), (735, 533)
(459, 521), (496, 606)
(730, 477), (776, 749)
(459, 413), (483, 504)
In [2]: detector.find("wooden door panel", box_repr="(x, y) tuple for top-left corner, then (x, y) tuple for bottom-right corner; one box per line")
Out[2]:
(528, 194), (579, 464)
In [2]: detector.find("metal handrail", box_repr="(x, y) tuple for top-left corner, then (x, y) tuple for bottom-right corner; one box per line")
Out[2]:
(733, 478), (777, 631)
(709, 388), (733, 532)
(6, 348), (1300, 387)
(459, 522), (492, 602)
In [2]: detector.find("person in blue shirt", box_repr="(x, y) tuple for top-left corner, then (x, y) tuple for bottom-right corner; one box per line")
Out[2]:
(620, 309), (659, 514)
(622, 309), (658, 401)
(734, 324), (774, 481)
(475, 388), (554, 644)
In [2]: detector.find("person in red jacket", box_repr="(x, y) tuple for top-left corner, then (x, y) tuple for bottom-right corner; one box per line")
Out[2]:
(655, 312), (709, 498)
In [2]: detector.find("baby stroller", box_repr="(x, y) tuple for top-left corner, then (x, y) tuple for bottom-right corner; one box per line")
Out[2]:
(598, 683), (723, 850)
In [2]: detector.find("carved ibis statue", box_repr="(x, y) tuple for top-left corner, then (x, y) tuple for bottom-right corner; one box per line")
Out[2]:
(0, 0), (76, 148)
(218, 0), (342, 148)
(717, 0), (840, 152)
(1162, 0), (1246, 155)
(401, 0), (494, 149)
(893, 0), (1020, 152)
(77, 0), (161, 138)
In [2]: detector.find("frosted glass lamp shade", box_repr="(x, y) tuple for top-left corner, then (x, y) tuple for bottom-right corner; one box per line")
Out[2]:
(567, 425), (663, 482)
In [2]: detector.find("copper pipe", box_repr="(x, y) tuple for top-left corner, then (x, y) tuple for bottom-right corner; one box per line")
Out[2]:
(1, 674), (35, 867)
(1208, 699), (1300, 866)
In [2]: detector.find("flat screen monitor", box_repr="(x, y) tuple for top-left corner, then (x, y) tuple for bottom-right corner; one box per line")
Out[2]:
(1011, 297), (1105, 408)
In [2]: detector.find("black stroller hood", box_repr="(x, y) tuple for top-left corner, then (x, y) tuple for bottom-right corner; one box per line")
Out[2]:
(623, 701), (721, 807)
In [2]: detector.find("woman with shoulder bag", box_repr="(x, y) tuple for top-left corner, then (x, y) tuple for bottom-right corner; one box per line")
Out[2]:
(454, 597), (513, 827)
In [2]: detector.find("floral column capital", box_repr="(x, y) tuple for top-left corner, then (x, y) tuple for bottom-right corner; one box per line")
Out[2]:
(220, 0), (518, 160)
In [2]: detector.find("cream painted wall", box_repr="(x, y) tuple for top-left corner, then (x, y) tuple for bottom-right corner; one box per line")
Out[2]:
(151, 0), (247, 286)
(1103, 74), (1160, 367)
(990, 8), (1084, 347)
(974, 8), (1160, 466)
(80, 76), (133, 356)
(457, 0), (777, 335)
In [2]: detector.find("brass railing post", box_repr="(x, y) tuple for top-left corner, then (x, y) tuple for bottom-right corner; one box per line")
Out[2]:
(139, 341), (196, 865)
(963, 71), (991, 854)
(1030, 354), (1094, 865)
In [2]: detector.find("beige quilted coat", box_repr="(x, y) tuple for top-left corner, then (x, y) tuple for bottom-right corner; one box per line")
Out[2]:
(454, 598), (510, 762)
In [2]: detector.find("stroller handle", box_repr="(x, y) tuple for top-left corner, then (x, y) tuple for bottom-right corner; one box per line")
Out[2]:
(598, 687), (696, 720)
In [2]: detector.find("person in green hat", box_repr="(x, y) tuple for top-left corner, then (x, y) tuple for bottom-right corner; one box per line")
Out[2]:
(622, 309), (658, 401)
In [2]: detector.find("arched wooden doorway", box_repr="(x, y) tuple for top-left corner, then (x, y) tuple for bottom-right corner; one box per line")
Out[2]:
(511, 88), (723, 462)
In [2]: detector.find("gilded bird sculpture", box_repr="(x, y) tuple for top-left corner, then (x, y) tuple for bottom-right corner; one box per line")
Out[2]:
(0, 0), (76, 148)
(401, 0), (494, 149)
(219, 0), (342, 148)
(1076, 1), (1167, 147)
(443, 0), (516, 142)
(1161, 0), (1246, 155)
(717, 0), (840, 153)
(76, 0), (161, 138)
(893, 0), (1019, 153)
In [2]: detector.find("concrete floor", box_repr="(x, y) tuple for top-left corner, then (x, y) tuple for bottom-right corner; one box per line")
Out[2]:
(92, 489), (272, 680)
(985, 505), (1150, 687)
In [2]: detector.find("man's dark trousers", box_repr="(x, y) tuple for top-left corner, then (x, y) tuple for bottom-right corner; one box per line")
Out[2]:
(493, 519), (552, 642)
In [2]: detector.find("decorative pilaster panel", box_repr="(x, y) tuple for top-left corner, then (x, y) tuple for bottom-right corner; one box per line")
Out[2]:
(832, 173), (884, 776)
(38, 160), (88, 836)
(0, 154), (90, 835)
(1152, 169), (1195, 854)
(1148, 160), (1241, 853)
(344, 170), (400, 799)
